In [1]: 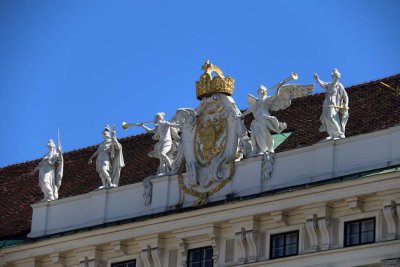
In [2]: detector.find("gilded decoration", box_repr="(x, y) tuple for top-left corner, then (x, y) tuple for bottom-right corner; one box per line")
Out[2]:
(196, 60), (235, 100)
(194, 98), (228, 167)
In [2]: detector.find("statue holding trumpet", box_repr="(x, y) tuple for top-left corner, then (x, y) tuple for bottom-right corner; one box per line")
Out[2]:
(242, 72), (315, 154)
(313, 69), (349, 140)
(123, 112), (180, 176)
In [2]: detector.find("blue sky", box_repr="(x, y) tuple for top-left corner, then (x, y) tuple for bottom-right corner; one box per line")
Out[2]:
(0, 0), (399, 167)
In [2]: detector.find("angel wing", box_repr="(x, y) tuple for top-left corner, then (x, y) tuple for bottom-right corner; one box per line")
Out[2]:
(247, 94), (257, 107)
(266, 84), (315, 111)
(171, 108), (197, 126)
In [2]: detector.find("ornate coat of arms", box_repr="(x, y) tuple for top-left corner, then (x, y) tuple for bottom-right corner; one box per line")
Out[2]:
(169, 60), (246, 206)
(128, 60), (314, 207)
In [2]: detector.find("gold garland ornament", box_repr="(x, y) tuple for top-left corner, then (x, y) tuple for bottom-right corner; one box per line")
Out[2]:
(177, 159), (236, 207)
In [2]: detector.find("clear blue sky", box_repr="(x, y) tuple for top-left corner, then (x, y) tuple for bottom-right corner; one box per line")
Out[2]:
(1, 0), (399, 167)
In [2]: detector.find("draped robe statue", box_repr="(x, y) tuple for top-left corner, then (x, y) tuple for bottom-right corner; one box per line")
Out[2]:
(314, 69), (349, 140)
(89, 125), (125, 188)
(31, 139), (63, 201)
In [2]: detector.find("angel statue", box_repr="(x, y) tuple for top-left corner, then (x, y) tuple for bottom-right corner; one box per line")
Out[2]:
(242, 74), (314, 154)
(313, 69), (349, 140)
(141, 112), (180, 176)
(31, 138), (63, 201)
(88, 125), (125, 189)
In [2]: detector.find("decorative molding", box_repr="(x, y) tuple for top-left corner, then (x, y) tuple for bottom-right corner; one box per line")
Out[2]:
(346, 196), (364, 213)
(271, 210), (288, 225)
(382, 200), (397, 240)
(208, 232), (219, 265)
(151, 248), (163, 267)
(245, 230), (257, 263)
(75, 246), (103, 267)
(318, 217), (331, 250)
(140, 248), (151, 267)
(234, 230), (246, 264)
(177, 239), (188, 267)
(110, 241), (127, 256)
(302, 203), (332, 251)
(397, 202), (400, 223)
(304, 215), (318, 252)
(50, 253), (66, 267)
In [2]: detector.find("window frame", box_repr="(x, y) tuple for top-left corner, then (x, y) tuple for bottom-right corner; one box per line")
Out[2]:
(110, 259), (136, 267)
(264, 224), (304, 261)
(269, 230), (300, 260)
(336, 210), (382, 249)
(187, 246), (214, 267)
(344, 217), (376, 247)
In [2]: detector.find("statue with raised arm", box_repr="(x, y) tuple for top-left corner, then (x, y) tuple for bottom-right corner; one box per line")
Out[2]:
(242, 73), (314, 154)
(313, 69), (349, 140)
(141, 112), (180, 176)
(89, 125), (125, 189)
(31, 139), (63, 201)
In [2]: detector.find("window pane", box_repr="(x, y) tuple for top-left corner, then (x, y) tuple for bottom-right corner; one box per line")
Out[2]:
(111, 261), (136, 267)
(285, 244), (298, 255)
(361, 231), (374, 243)
(204, 248), (213, 260)
(272, 247), (284, 258)
(361, 220), (374, 232)
(286, 232), (298, 245)
(203, 259), (213, 267)
(190, 250), (202, 262)
(272, 235), (284, 247)
(188, 247), (213, 267)
(347, 222), (359, 235)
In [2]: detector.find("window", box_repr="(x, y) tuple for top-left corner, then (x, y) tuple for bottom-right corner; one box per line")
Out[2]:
(111, 260), (136, 267)
(270, 231), (299, 259)
(187, 246), (213, 267)
(344, 217), (375, 247)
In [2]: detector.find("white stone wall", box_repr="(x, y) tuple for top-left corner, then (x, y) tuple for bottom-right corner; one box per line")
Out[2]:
(1, 172), (400, 267)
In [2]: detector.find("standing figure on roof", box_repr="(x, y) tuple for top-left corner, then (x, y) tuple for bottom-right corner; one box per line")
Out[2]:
(313, 69), (349, 140)
(88, 125), (125, 188)
(242, 73), (314, 154)
(31, 139), (63, 201)
(141, 112), (180, 176)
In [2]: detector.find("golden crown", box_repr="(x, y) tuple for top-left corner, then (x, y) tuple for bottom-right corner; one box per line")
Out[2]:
(195, 60), (235, 100)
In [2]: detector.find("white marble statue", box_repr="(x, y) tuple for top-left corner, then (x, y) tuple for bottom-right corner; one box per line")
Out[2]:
(313, 69), (349, 140)
(242, 83), (314, 154)
(88, 125), (125, 189)
(141, 112), (180, 176)
(31, 139), (63, 201)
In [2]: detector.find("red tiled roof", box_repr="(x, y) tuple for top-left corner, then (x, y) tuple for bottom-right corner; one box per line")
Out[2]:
(1, 74), (400, 239)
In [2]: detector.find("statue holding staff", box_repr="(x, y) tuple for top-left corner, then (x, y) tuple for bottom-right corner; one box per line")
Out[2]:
(313, 69), (349, 140)
(31, 132), (64, 201)
(88, 125), (125, 188)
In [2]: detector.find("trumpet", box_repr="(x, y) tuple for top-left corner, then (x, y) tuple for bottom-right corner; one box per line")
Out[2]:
(122, 121), (154, 130)
(269, 72), (298, 90)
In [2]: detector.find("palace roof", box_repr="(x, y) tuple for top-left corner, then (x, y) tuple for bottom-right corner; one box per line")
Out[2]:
(1, 73), (400, 240)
